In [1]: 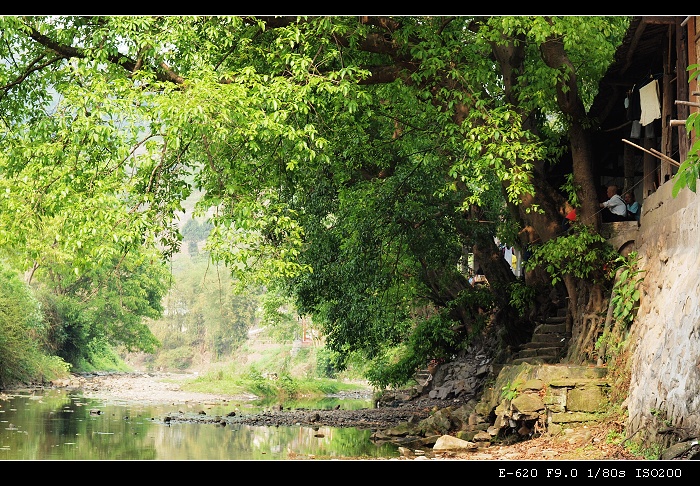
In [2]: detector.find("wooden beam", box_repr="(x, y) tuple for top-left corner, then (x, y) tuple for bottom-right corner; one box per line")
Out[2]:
(622, 138), (681, 167)
(675, 100), (700, 107)
(642, 16), (680, 25)
(649, 147), (682, 167)
(622, 20), (647, 75)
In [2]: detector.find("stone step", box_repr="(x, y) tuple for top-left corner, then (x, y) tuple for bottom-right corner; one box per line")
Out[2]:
(530, 333), (568, 345)
(505, 303), (569, 366)
(534, 322), (567, 334)
(514, 346), (564, 357)
(510, 356), (559, 365)
(518, 346), (566, 357)
(511, 351), (562, 361)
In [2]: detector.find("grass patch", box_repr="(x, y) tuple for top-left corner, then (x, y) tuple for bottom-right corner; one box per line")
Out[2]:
(180, 358), (370, 400)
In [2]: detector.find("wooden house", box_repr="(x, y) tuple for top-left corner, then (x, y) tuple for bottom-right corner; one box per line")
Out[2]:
(589, 16), (699, 207)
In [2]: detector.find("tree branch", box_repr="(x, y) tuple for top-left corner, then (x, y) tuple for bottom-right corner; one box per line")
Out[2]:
(0, 54), (62, 99)
(24, 23), (185, 85)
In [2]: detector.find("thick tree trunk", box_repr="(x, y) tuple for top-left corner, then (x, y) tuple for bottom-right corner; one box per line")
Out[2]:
(568, 121), (603, 233)
(563, 276), (609, 364)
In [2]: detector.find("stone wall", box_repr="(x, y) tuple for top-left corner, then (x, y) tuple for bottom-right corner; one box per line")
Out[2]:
(626, 180), (700, 445)
(476, 363), (610, 438)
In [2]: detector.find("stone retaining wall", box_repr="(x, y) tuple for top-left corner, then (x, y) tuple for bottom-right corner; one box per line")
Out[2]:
(626, 180), (700, 446)
(476, 363), (609, 437)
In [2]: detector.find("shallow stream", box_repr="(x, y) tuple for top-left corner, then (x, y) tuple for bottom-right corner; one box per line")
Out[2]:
(0, 388), (400, 460)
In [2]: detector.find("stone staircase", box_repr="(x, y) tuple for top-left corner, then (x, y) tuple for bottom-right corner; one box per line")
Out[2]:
(509, 309), (570, 365)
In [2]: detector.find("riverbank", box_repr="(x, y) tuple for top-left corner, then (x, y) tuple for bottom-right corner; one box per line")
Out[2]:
(44, 371), (649, 460)
(52, 371), (259, 404)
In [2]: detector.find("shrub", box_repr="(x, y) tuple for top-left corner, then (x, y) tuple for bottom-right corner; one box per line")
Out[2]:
(315, 347), (339, 378)
(155, 346), (194, 370)
(0, 262), (70, 387)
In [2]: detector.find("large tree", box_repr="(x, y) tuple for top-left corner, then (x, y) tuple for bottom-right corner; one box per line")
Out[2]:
(0, 16), (632, 383)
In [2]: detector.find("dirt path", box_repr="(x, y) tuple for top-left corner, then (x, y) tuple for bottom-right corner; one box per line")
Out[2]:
(61, 371), (257, 404)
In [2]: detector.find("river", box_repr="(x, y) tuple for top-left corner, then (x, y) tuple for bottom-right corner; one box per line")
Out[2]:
(0, 387), (400, 460)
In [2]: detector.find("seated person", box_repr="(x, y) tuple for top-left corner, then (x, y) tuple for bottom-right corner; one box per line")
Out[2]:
(560, 202), (577, 233)
(624, 192), (640, 222)
(599, 185), (627, 222)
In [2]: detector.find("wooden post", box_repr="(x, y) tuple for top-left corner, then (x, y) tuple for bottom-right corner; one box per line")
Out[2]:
(643, 137), (659, 197)
(623, 137), (637, 196)
(677, 18), (691, 163)
(660, 25), (674, 185)
(689, 17), (699, 151)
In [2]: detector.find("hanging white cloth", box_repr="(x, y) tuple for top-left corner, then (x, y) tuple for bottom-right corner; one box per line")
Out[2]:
(630, 119), (641, 138)
(503, 246), (513, 271)
(639, 79), (661, 126)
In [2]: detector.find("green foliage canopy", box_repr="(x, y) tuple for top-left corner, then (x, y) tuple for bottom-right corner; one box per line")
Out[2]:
(0, 16), (632, 382)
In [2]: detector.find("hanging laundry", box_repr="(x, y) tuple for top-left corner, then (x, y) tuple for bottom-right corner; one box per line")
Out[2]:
(644, 121), (655, 139)
(639, 79), (661, 126)
(630, 119), (641, 138)
(626, 87), (641, 121)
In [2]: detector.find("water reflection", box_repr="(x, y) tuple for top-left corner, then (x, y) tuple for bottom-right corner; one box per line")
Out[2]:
(0, 389), (399, 460)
